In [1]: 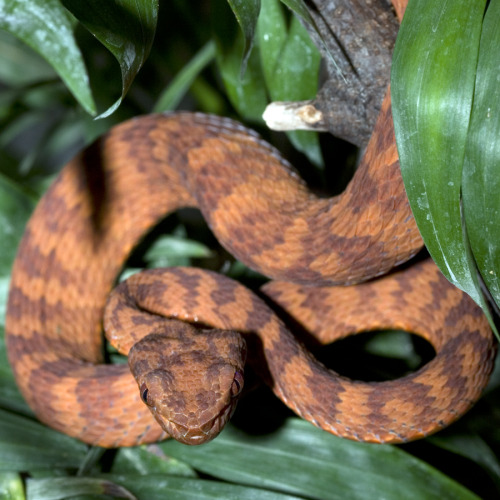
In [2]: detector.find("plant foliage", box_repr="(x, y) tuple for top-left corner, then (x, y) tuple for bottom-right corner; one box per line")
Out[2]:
(0, 0), (499, 498)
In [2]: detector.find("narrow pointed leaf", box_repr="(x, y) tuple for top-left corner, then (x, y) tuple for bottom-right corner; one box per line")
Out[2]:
(0, 0), (96, 115)
(153, 41), (216, 112)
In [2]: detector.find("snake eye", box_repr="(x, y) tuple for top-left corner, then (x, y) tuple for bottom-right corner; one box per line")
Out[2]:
(230, 370), (244, 398)
(140, 382), (150, 405)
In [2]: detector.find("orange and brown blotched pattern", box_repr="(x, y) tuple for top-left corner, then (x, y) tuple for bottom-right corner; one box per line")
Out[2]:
(4, 107), (495, 447)
(262, 259), (496, 442)
(4, 4), (496, 446)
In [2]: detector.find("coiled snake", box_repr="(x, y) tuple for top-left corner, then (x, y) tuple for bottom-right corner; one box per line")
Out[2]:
(5, 1), (496, 447)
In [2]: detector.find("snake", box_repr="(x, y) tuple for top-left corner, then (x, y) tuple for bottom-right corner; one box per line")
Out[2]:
(5, 1), (496, 447)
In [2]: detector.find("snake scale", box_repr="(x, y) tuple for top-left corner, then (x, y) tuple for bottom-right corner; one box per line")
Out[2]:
(5, 1), (496, 447)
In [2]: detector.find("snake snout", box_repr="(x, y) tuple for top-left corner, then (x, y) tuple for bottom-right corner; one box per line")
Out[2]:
(167, 400), (236, 445)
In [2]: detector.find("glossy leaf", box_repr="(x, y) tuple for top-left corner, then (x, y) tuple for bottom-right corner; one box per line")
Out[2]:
(391, 1), (491, 320)
(62, 0), (159, 118)
(0, 0), (96, 115)
(462, 0), (500, 309)
(161, 419), (479, 500)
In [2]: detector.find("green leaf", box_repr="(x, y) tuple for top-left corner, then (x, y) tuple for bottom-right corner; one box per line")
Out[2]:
(104, 474), (302, 500)
(429, 432), (500, 490)
(278, 0), (318, 32)
(462, 0), (500, 309)
(0, 472), (25, 500)
(213, 0), (267, 121)
(153, 41), (216, 113)
(161, 419), (479, 500)
(0, 176), (35, 278)
(143, 235), (213, 268)
(0, 0), (96, 115)
(225, 0), (261, 72)
(256, 0), (287, 84)
(0, 30), (56, 87)
(0, 326), (31, 416)
(391, 1), (493, 323)
(62, 0), (159, 118)
(27, 477), (136, 500)
(216, 31), (268, 122)
(279, 0), (345, 82)
(111, 446), (196, 477)
(257, 0), (322, 166)
(0, 408), (88, 471)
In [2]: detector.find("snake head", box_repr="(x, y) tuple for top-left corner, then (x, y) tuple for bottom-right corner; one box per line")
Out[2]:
(128, 326), (246, 445)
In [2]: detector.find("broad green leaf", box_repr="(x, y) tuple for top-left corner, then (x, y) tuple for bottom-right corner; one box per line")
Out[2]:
(62, 0), (159, 118)
(391, 1), (492, 321)
(27, 477), (136, 500)
(161, 418), (479, 500)
(225, 0), (261, 71)
(0, 408), (88, 471)
(0, 0), (96, 115)
(462, 0), (500, 309)
(103, 474), (302, 500)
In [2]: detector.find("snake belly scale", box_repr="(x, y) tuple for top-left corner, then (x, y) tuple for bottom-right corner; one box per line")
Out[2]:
(5, 95), (495, 446)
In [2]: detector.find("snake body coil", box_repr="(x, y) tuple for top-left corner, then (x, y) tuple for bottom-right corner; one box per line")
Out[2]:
(5, 90), (495, 446)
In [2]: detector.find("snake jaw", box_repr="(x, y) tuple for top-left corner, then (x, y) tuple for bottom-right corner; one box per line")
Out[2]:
(141, 372), (242, 445)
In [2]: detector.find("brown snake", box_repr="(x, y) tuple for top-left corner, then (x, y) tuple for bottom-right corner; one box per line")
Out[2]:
(5, 2), (496, 447)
